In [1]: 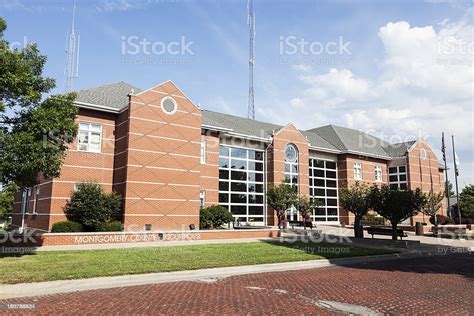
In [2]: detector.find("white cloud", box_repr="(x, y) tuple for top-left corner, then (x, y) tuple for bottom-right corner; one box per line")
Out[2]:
(263, 15), (473, 186)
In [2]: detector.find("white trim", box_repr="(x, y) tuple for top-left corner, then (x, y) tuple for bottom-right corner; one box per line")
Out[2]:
(160, 96), (178, 115)
(73, 101), (120, 113)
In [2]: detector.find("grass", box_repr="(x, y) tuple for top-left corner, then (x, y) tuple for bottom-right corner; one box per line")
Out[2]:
(0, 241), (394, 284)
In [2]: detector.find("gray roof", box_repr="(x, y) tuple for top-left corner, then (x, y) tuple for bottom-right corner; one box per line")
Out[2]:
(75, 81), (141, 110)
(308, 125), (391, 158)
(382, 140), (416, 158)
(73, 82), (434, 160)
(202, 110), (340, 152)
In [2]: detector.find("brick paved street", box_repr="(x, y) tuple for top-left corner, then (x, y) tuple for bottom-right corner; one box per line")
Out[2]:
(1, 253), (473, 315)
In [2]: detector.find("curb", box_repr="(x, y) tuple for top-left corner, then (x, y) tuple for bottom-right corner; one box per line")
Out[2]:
(0, 252), (431, 300)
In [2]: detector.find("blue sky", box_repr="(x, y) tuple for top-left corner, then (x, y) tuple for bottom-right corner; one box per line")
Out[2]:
(1, 0), (473, 188)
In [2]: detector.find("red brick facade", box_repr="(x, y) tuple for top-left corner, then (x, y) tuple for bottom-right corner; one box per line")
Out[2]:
(11, 81), (447, 232)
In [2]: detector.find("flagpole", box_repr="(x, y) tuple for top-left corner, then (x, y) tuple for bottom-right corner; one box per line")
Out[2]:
(451, 135), (461, 224)
(442, 133), (451, 217)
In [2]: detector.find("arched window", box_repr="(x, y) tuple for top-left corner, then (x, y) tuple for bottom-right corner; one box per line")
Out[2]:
(284, 144), (299, 187)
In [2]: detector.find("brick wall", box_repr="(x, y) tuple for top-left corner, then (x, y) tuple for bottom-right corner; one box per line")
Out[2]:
(266, 124), (310, 225)
(122, 81), (202, 231)
(337, 154), (389, 225)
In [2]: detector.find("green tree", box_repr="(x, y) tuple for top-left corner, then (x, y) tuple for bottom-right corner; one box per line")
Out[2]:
(0, 184), (17, 220)
(445, 181), (455, 198)
(199, 205), (234, 229)
(296, 195), (322, 230)
(421, 191), (445, 234)
(458, 185), (474, 221)
(340, 182), (371, 238)
(0, 17), (78, 189)
(368, 185), (427, 240)
(267, 183), (298, 228)
(64, 182), (121, 230)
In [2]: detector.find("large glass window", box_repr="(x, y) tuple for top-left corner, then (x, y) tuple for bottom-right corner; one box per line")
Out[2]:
(78, 122), (102, 153)
(309, 158), (339, 222)
(354, 162), (362, 180)
(388, 165), (408, 190)
(218, 145), (264, 223)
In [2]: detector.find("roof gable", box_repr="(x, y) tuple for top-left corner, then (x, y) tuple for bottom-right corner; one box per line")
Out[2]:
(75, 81), (140, 111)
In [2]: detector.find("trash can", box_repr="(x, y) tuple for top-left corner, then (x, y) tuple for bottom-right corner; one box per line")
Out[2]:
(415, 222), (426, 235)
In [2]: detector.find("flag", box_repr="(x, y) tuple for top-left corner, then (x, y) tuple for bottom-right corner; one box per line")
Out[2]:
(454, 152), (460, 176)
(441, 133), (447, 162)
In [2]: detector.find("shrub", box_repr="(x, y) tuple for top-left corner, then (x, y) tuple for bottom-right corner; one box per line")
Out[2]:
(430, 214), (455, 225)
(64, 182), (121, 230)
(200, 205), (234, 229)
(96, 221), (123, 232)
(51, 221), (82, 233)
(361, 214), (385, 225)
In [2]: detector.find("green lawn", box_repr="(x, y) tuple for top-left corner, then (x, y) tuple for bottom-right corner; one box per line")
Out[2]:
(0, 241), (394, 284)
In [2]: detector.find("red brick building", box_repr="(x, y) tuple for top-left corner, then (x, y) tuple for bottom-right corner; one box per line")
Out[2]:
(12, 81), (447, 232)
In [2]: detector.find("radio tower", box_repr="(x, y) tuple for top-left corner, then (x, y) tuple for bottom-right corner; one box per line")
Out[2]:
(64, 0), (80, 92)
(247, 0), (255, 120)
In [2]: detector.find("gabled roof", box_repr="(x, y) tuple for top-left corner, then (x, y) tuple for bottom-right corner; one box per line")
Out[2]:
(75, 81), (141, 111)
(382, 140), (416, 158)
(307, 125), (391, 159)
(73, 82), (431, 160)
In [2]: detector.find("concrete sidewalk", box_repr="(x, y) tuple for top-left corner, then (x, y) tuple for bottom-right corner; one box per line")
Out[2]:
(0, 252), (426, 300)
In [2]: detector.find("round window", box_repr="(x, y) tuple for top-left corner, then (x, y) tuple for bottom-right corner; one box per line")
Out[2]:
(420, 148), (427, 160)
(161, 96), (177, 115)
(285, 144), (298, 163)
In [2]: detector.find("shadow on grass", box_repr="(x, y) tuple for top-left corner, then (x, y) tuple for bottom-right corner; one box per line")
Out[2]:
(261, 237), (474, 280)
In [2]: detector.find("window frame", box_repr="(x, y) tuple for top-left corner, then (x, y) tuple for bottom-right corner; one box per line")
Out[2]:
(374, 166), (383, 182)
(77, 122), (103, 153)
(354, 162), (362, 180)
(200, 138), (206, 164)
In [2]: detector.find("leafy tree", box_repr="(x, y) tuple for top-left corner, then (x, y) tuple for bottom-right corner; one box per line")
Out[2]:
(64, 182), (121, 230)
(368, 185), (427, 240)
(0, 17), (78, 189)
(0, 184), (17, 220)
(422, 191), (445, 235)
(458, 185), (474, 221)
(267, 183), (298, 228)
(199, 205), (233, 229)
(296, 195), (322, 230)
(421, 191), (445, 226)
(340, 182), (371, 238)
(445, 181), (455, 198)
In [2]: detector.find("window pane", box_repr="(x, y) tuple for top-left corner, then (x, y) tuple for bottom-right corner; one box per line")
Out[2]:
(399, 174), (407, 181)
(249, 194), (263, 204)
(325, 161), (336, 170)
(231, 148), (247, 159)
(219, 181), (229, 191)
(219, 158), (229, 168)
(400, 183), (408, 190)
(326, 170), (337, 179)
(231, 205), (246, 215)
(219, 170), (229, 179)
(389, 175), (398, 182)
(327, 208), (338, 215)
(399, 166), (406, 173)
(249, 206), (263, 215)
(326, 180), (337, 188)
(314, 169), (324, 177)
(231, 171), (246, 181)
(389, 167), (397, 174)
(219, 146), (229, 157)
(231, 182), (246, 192)
(90, 124), (101, 132)
(314, 179), (325, 187)
(315, 188), (325, 196)
(231, 194), (246, 204)
(390, 184), (399, 190)
(219, 193), (229, 203)
(255, 184), (264, 193)
(327, 189), (337, 197)
(230, 159), (246, 170)
(314, 208), (325, 216)
(314, 160), (324, 168)
(327, 198), (338, 206)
